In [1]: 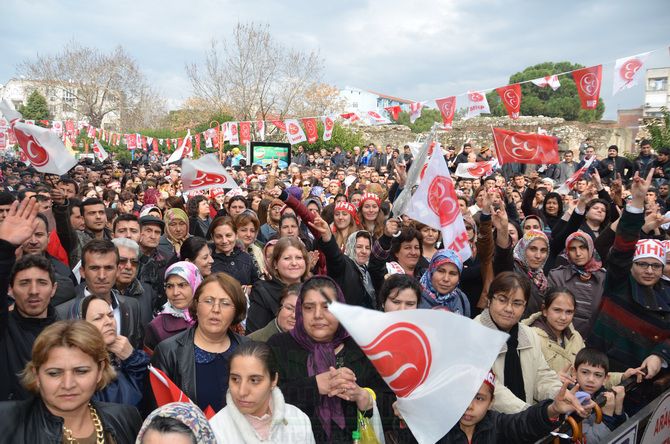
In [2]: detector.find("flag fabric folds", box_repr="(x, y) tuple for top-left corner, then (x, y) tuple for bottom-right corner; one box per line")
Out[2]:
(181, 153), (238, 192)
(492, 127), (559, 165)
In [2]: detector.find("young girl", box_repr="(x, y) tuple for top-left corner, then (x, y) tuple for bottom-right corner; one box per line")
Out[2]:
(357, 192), (384, 239)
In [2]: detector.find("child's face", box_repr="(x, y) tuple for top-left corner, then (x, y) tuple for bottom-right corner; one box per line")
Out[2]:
(460, 382), (493, 428)
(575, 363), (607, 395)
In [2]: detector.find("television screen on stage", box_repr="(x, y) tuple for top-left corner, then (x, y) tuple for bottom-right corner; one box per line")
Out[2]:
(249, 142), (291, 169)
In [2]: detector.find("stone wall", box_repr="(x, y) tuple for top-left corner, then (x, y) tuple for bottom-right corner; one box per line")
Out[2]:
(354, 116), (639, 156)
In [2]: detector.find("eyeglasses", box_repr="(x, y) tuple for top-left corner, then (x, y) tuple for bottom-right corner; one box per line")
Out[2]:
(199, 297), (233, 309)
(491, 293), (526, 309)
(280, 304), (295, 313)
(119, 257), (139, 267)
(633, 261), (663, 271)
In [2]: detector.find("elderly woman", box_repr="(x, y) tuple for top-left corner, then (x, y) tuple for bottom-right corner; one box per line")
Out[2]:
(80, 295), (150, 408)
(310, 216), (376, 309)
(144, 262), (203, 352)
(267, 276), (392, 443)
(0, 321), (142, 443)
(136, 402), (217, 444)
(419, 249), (470, 315)
(159, 208), (190, 258)
(151, 273), (249, 413)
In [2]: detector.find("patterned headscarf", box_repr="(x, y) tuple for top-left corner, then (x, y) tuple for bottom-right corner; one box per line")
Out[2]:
(290, 275), (349, 440)
(163, 261), (202, 323)
(135, 402), (217, 444)
(419, 249), (470, 315)
(513, 229), (550, 294)
(564, 231), (602, 278)
(164, 208), (189, 251)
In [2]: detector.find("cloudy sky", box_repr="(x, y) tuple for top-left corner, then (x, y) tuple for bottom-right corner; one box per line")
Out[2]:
(1, 0), (668, 119)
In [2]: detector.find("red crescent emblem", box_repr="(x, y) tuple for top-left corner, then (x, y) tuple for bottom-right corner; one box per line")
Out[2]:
(620, 58), (642, 81)
(419, 162), (429, 180)
(361, 322), (432, 398)
(325, 117), (334, 130)
(441, 101), (455, 118)
(501, 135), (537, 162)
(580, 73), (599, 97)
(369, 111), (381, 119)
(427, 176), (458, 226)
(288, 123), (299, 135)
(468, 92), (484, 102)
(14, 129), (49, 167)
(191, 171), (228, 188)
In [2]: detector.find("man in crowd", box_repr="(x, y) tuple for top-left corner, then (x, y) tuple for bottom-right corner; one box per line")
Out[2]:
(112, 237), (154, 327)
(598, 145), (634, 184)
(634, 139), (657, 178)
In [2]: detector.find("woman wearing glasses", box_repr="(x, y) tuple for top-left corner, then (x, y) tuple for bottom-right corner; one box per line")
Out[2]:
(151, 273), (249, 413)
(475, 272), (562, 414)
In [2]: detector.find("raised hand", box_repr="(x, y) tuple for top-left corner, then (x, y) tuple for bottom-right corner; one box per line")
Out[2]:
(308, 216), (332, 242)
(0, 198), (40, 246)
(547, 382), (595, 419)
(630, 170), (654, 207)
(384, 218), (401, 237)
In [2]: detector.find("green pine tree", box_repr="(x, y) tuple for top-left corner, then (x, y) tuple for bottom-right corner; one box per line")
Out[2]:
(19, 90), (51, 121)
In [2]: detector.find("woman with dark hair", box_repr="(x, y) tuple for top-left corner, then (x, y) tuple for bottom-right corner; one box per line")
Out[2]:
(79, 295), (150, 408)
(137, 402), (217, 444)
(267, 276), (392, 443)
(378, 274), (421, 311)
(209, 216), (259, 286)
(0, 321), (142, 443)
(151, 273), (250, 413)
(210, 341), (315, 443)
(357, 192), (385, 239)
(180, 236), (214, 277)
(580, 198), (610, 240)
(234, 211), (266, 278)
(227, 195), (248, 219)
(475, 272), (562, 414)
(187, 195), (212, 238)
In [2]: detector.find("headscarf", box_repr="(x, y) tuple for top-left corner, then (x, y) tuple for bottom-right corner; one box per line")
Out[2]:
(563, 231), (602, 279)
(262, 239), (279, 277)
(139, 204), (162, 219)
(344, 231), (376, 305)
(513, 229), (550, 294)
(143, 188), (160, 206)
(164, 208), (189, 252)
(135, 402), (217, 444)
(419, 249), (470, 316)
(290, 275), (349, 439)
(521, 214), (550, 237)
(162, 261), (202, 323)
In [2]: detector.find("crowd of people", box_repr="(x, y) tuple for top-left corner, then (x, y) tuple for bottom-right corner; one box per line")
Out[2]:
(0, 136), (667, 444)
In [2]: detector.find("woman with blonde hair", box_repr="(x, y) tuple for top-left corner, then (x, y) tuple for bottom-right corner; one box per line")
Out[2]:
(357, 192), (385, 239)
(0, 320), (142, 443)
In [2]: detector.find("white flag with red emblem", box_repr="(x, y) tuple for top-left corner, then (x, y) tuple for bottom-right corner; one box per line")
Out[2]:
(227, 122), (239, 145)
(531, 75), (561, 91)
(613, 52), (651, 95)
(0, 100), (77, 175)
(51, 120), (63, 135)
(255, 120), (265, 141)
(555, 156), (595, 195)
(409, 101), (425, 124)
(455, 160), (497, 179)
(284, 119), (307, 145)
(366, 110), (391, 125)
(329, 302), (507, 444)
(406, 148), (472, 261)
(182, 153), (238, 192)
(322, 115), (335, 141)
(92, 139), (109, 162)
(465, 91), (490, 119)
(0, 131), (6, 150)
(392, 132), (436, 217)
(165, 129), (192, 164)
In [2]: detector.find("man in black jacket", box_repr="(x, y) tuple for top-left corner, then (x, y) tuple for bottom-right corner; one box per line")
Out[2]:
(0, 198), (59, 401)
(598, 145), (635, 184)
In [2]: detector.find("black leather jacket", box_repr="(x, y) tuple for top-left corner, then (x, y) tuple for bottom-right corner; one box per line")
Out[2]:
(0, 396), (142, 444)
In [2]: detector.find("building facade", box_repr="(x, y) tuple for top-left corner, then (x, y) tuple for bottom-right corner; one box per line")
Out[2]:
(644, 67), (670, 118)
(338, 86), (413, 114)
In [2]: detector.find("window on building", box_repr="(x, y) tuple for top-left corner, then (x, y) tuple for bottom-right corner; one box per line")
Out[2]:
(648, 78), (668, 91)
(63, 89), (76, 104)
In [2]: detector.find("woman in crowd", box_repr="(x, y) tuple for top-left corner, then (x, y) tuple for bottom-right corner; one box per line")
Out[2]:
(209, 216), (259, 286)
(159, 208), (190, 258)
(310, 216), (376, 308)
(475, 272), (562, 414)
(331, 201), (360, 251)
(179, 236), (214, 278)
(379, 274), (421, 312)
(151, 273), (249, 413)
(144, 262), (202, 352)
(357, 192), (385, 239)
(419, 249), (470, 315)
(0, 321), (141, 443)
(227, 195), (248, 218)
(580, 198), (611, 240)
(187, 195), (212, 238)
(234, 211), (266, 278)
(248, 284), (299, 342)
(136, 402), (217, 444)
(209, 188), (227, 218)
(210, 341), (316, 443)
(267, 276), (392, 443)
(246, 237), (309, 333)
(416, 222), (440, 262)
(548, 231), (606, 337)
(79, 295), (150, 408)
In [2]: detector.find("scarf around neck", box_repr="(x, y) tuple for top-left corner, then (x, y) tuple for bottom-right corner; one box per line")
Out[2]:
(513, 230), (549, 294)
(419, 249), (470, 316)
(563, 231), (602, 279)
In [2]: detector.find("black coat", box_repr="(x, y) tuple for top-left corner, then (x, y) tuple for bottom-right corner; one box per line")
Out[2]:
(245, 279), (286, 334)
(0, 396), (141, 444)
(211, 247), (260, 285)
(150, 326), (248, 406)
(267, 333), (395, 444)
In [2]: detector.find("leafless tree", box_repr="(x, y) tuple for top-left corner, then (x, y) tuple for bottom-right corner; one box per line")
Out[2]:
(18, 41), (165, 130)
(186, 22), (336, 137)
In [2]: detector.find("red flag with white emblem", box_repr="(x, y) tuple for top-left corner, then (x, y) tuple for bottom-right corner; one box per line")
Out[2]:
(182, 153), (238, 192)
(496, 84), (522, 119)
(492, 127), (559, 165)
(284, 119), (307, 145)
(328, 302), (507, 444)
(406, 148), (472, 261)
(613, 52), (650, 95)
(301, 118), (318, 144)
(271, 119), (286, 133)
(126, 134), (137, 150)
(239, 121), (251, 147)
(572, 65), (602, 110)
(322, 115), (335, 141)
(0, 100), (77, 175)
(434, 96), (457, 129)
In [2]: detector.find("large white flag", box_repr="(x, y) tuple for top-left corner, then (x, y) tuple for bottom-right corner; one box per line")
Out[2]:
(165, 129), (191, 164)
(92, 139), (109, 162)
(406, 147), (472, 261)
(454, 160), (497, 179)
(391, 132), (435, 217)
(284, 119), (307, 145)
(531, 75), (561, 91)
(465, 91), (490, 119)
(329, 302), (507, 444)
(613, 52), (651, 95)
(182, 153), (238, 193)
(0, 100), (77, 175)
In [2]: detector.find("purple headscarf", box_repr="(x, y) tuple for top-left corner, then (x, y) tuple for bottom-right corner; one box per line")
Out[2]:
(290, 275), (349, 439)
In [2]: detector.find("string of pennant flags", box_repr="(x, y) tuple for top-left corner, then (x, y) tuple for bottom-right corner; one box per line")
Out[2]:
(0, 45), (666, 155)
